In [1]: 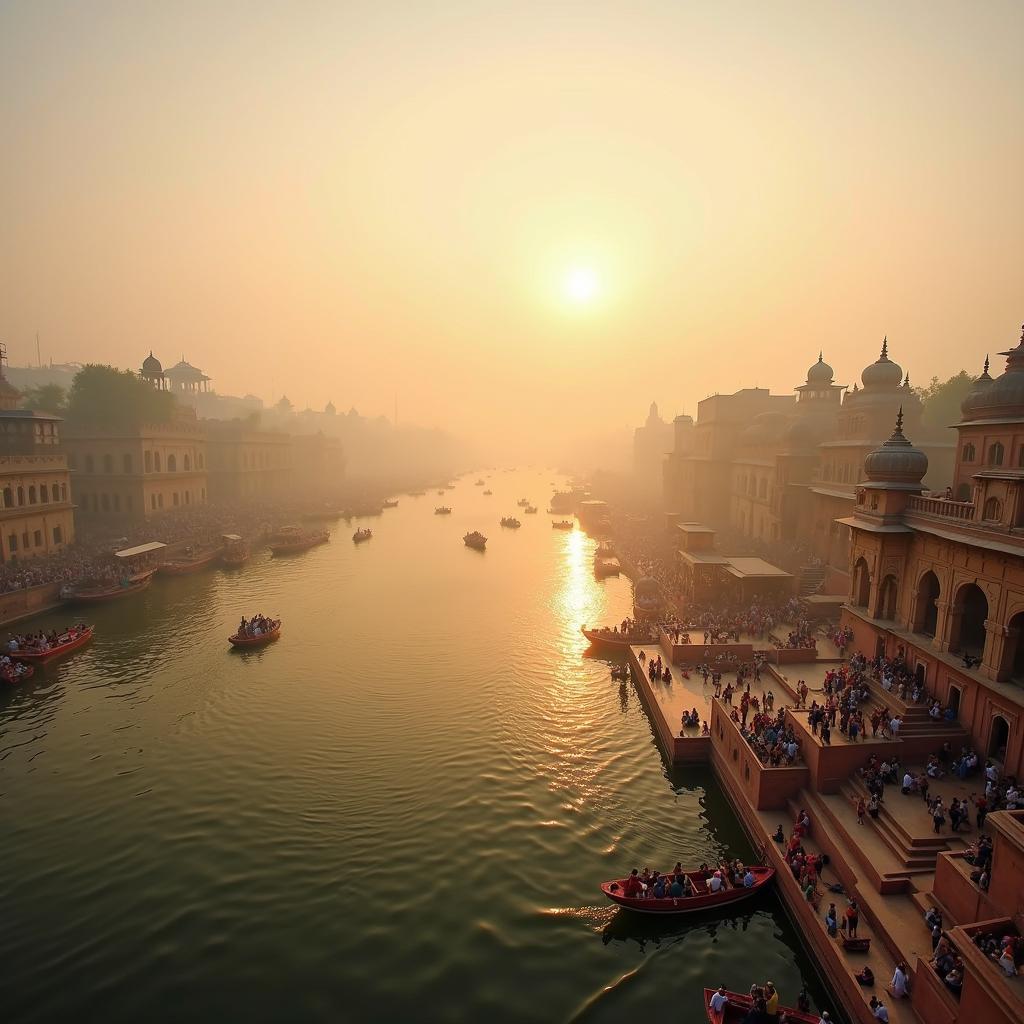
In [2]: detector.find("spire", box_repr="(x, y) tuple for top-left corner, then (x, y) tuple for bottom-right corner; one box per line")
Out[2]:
(881, 336), (888, 360)
(895, 406), (904, 434)
(903, 372), (910, 388)
(984, 354), (990, 375)
(818, 351), (823, 362)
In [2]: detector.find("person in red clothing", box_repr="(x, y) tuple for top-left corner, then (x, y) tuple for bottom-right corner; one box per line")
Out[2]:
(623, 869), (643, 898)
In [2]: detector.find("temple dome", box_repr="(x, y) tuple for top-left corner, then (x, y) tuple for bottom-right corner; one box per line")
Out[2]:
(960, 356), (994, 419)
(861, 338), (903, 391)
(863, 410), (928, 488)
(962, 326), (1024, 421)
(141, 351), (163, 373)
(806, 353), (834, 385)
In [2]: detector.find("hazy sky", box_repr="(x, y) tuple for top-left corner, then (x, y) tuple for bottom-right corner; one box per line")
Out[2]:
(2, 1), (1022, 454)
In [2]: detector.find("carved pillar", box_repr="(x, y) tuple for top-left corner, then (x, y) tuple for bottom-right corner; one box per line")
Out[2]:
(987, 621), (1018, 682)
(934, 600), (956, 652)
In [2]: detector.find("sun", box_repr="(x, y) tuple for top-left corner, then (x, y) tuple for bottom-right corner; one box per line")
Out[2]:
(564, 266), (599, 305)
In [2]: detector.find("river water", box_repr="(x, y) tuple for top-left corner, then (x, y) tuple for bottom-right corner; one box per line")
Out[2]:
(1, 469), (833, 1023)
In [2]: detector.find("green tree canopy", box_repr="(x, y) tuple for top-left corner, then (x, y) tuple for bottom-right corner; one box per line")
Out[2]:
(916, 371), (976, 430)
(21, 383), (67, 414)
(66, 365), (177, 428)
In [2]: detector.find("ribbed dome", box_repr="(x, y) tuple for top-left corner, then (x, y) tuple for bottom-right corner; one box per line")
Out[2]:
(141, 351), (163, 373)
(863, 409), (928, 488)
(960, 356), (994, 418)
(861, 337), (903, 391)
(962, 326), (1024, 422)
(807, 352), (834, 385)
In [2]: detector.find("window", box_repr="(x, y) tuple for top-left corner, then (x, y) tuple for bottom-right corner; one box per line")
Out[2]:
(173, 492), (179, 506)
(184, 454), (191, 471)
(21, 532), (29, 549)
(17, 486), (24, 505)
(123, 453), (133, 474)
(2, 487), (11, 508)
(984, 497), (1002, 521)
(989, 442), (1005, 466)
(52, 526), (62, 545)
(145, 451), (153, 473)
(60, 484), (67, 501)
(154, 452), (161, 472)
(28, 486), (36, 504)
(103, 454), (114, 473)
(168, 454), (177, 472)
(198, 453), (204, 469)
(40, 484), (49, 503)
(151, 495), (157, 510)
(184, 490), (190, 504)
(158, 493), (164, 509)
(33, 530), (42, 547)
(8, 534), (16, 552)
(962, 443), (976, 462)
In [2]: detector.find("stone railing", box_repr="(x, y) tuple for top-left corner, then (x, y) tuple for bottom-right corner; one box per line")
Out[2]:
(906, 496), (976, 522)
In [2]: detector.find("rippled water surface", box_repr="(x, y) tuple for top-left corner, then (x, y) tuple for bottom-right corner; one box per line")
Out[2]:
(1, 470), (833, 1022)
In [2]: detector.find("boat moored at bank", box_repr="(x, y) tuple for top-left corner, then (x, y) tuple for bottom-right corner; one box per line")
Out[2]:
(61, 542), (165, 604)
(269, 529), (330, 555)
(702, 988), (819, 1024)
(220, 534), (250, 567)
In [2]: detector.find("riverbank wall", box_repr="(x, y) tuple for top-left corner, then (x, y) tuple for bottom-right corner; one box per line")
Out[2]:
(0, 583), (63, 629)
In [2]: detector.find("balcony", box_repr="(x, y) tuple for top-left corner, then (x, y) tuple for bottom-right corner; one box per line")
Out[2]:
(906, 496), (976, 522)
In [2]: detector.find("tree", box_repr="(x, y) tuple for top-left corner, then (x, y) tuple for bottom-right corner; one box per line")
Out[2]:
(916, 371), (976, 430)
(21, 383), (67, 414)
(65, 365), (177, 428)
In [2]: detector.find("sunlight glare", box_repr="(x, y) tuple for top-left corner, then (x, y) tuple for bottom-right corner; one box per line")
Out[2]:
(564, 267), (599, 305)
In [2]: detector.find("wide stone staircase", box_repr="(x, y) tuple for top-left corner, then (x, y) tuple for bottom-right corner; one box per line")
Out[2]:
(861, 676), (969, 744)
(798, 564), (827, 597)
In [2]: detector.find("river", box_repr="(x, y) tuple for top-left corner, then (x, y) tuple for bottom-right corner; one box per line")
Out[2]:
(0, 468), (833, 1022)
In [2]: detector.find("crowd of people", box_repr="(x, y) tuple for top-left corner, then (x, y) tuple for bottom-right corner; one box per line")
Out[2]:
(620, 858), (759, 901)
(234, 613), (278, 639)
(6, 624), (89, 654)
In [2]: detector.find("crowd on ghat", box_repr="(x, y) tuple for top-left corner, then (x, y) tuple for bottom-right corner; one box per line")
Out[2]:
(0, 495), (372, 595)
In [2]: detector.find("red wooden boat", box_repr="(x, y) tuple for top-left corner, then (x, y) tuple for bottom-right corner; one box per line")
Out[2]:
(1, 663), (35, 686)
(60, 570), (156, 604)
(703, 988), (820, 1024)
(160, 549), (220, 575)
(228, 620), (282, 648)
(270, 531), (329, 556)
(581, 626), (655, 652)
(600, 865), (775, 914)
(10, 625), (94, 664)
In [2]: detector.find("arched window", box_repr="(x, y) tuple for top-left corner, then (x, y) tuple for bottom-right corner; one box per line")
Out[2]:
(852, 557), (870, 607)
(123, 453), (133, 474)
(197, 453), (204, 469)
(172, 492), (179, 506)
(989, 442), (1005, 466)
(951, 583), (988, 660)
(914, 571), (940, 637)
(989, 715), (1010, 761)
(183, 454), (191, 471)
(154, 452), (161, 472)
(40, 484), (48, 503)
(151, 494), (157, 510)
(158, 493), (164, 508)
(983, 497), (1003, 521)
(60, 484), (66, 501)
(878, 575), (898, 620)
(16, 486), (24, 506)
(28, 486), (36, 504)
(2, 487), (11, 508)
(962, 442), (976, 462)
(145, 451), (153, 473)
(1000, 612), (1024, 683)
(184, 490), (190, 504)
(167, 454), (177, 472)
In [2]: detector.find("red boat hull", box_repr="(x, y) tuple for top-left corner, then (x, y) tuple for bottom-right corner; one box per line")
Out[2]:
(601, 865), (775, 914)
(703, 988), (820, 1024)
(228, 624), (281, 648)
(270, 536), (328, 555)
(11, 626), (94, 664)
(159, 551), (219, 575)
(1, 664), (35, 686)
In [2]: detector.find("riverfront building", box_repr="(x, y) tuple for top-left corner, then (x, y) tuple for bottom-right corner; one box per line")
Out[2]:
(0, 358), (75, 561)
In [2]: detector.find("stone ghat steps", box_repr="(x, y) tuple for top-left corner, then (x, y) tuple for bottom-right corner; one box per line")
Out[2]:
(845, 775), (967, 873)
(860, 678), (970, 742)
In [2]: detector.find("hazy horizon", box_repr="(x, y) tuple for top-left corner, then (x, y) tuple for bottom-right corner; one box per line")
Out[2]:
(2, 1), (1022, 454)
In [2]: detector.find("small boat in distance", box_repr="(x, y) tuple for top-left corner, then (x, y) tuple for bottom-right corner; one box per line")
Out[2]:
(220, 534), (250, 567)
(516, 498), (530, 507)
(601, 865), (775, 915)
(437, 489), (446, 496)
(500, 517), (521, 529)
(552, 520), (574, 530)
(702, 988), (819, 1024)
(475, 479), (485, 486)
(228, 617), (282, 649)
(409, 490), (426, 497)
(9, 625), (94, 664)
(382, 499), (399, 508)
(463, 531), (487, 551)
(483, 489), (493, 496)
(435, 506), (452, 515)
(353, 528), (372, 543)
(270, 529), (329, 555)
(595, 558), (621, 578)
(524, 505), (538, 514)
(160, 546), (220, 575)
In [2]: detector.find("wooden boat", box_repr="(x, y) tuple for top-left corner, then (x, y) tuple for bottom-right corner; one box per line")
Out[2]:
(500, 517), (521, 528)
(552, 520), (574, 530)
(703, 988), (819, 1024)
(160, 548), (220, 575)
(595, 557), (621, 578)
(270, 530), (329, 555)
(220, 534), (250, 567)
(435, 507), (452, 515)
(382, 499), (399, 509)
(353, 528), (372, 543)
(524, 505), (538, 514)
(582, 626), (655, 651)
(228, 619), (281, 648)
(1, 663), (35, 686)
(61, 570), (156, 604)
(517, 498), (530, 507)
(483, 489), (493, 496)
(10, 625), (94, 664)
(437, 490), (446, 496)
(601, 865), (775, 914)
(463, 531), (487, 551)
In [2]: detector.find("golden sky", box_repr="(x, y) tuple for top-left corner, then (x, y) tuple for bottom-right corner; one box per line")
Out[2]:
(1, 2), (1022, 455)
